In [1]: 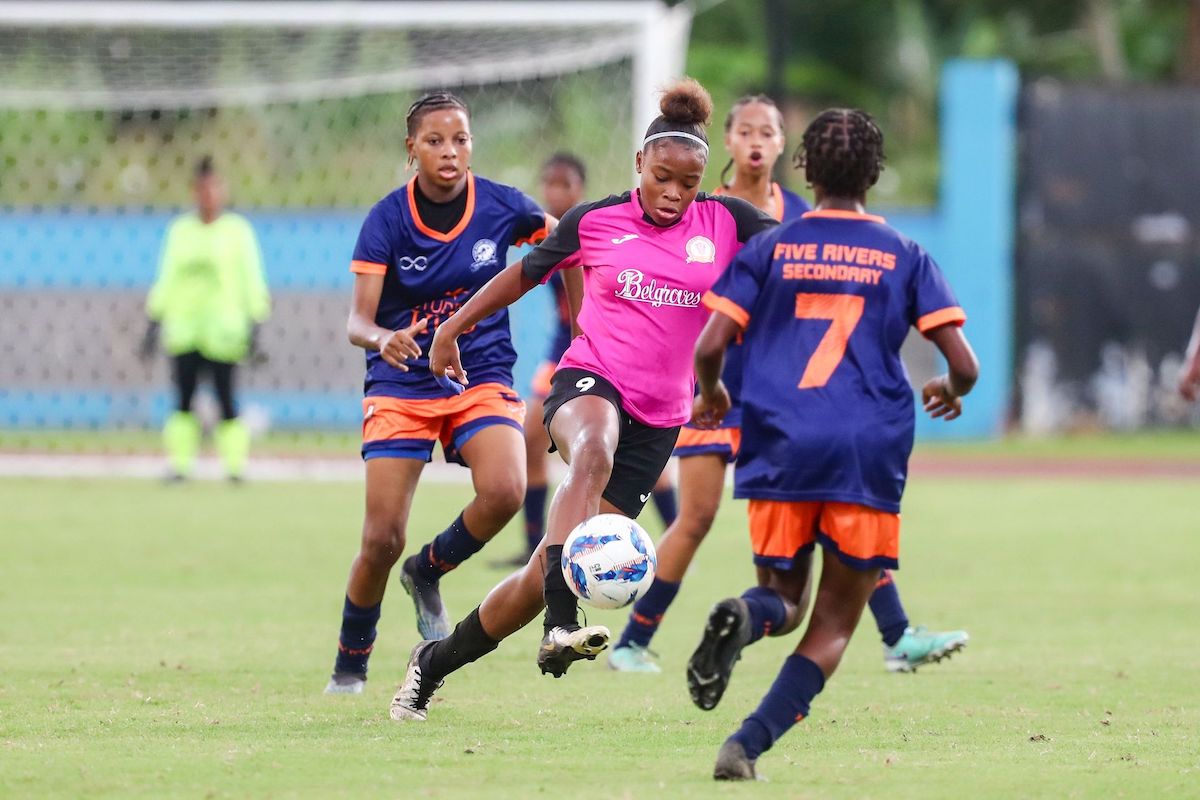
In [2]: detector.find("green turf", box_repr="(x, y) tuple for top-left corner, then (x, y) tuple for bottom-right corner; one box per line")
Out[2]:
(1, 475), (1197, 798)
(5, 427), (1200, 460)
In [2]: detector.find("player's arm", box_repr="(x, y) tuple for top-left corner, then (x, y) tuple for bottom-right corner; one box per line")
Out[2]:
(141, 223), (181, 360)
(1177, 305), (1200, 401)
(347, 273), (426, 372)
(692, 311), (741, 429)
(922, 325), (979, 421)
(561, 266), (584, 338)
(431, 203), (586, 384)
(428, 262), (539, 385)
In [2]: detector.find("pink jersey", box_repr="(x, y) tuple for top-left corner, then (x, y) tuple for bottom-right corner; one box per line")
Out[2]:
(522, 189), (775, 426)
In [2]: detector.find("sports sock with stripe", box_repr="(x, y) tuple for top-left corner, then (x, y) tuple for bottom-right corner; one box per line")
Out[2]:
(868, 570), (910, 647)
(333, 595), (381, 676)
(617, 578), (681, 649)
(413, 512), (485, 582)
(741, 585), (788, 643)
(729, 654), (825, 759)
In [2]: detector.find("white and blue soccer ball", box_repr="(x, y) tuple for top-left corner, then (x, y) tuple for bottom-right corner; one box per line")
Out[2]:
(561, 514), (657, 610)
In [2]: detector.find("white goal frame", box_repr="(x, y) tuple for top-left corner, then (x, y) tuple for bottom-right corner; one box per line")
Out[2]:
(0, 0), (692, 160)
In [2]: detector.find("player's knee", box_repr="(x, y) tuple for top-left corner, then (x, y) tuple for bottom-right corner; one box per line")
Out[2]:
(567, 435), (614, 486)
(476, 471), (526, 519)
(681, 502), (718, 540)
(359, 518), (406, 570)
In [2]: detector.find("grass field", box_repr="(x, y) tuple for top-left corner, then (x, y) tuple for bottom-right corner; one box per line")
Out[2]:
(2, 469), (1198, 798)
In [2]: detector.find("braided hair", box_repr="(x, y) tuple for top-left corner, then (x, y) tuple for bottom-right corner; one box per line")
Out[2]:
(405, 91), (470, 137)
(719, 94), (785, 187)
(795, 108), (885, 199)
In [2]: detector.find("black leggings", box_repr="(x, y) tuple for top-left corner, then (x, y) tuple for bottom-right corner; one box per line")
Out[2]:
(172, 351), (238, 420)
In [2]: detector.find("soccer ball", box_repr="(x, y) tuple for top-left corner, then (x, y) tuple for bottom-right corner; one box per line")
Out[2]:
(560, 514), (657, 610)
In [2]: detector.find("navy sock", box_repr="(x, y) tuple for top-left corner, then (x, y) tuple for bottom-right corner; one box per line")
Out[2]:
(542, 544), (579, 632)
(424, 606), (500, 682)
(651, 487), (678, 528)
(730, 654), (826, 759)
(741, 586), (788, 643)
(617, 578), (681, 649)
(523, 485), (548, 553)
(333, 595), (381, 676)
(868, 570), (909, 647)
(414, 513), (485, 582)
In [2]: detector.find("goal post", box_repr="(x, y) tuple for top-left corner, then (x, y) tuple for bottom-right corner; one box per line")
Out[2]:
(0, 1), (693, 437)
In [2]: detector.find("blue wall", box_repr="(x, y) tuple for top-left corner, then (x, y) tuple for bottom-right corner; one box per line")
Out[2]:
(0, 59), (1016, 438)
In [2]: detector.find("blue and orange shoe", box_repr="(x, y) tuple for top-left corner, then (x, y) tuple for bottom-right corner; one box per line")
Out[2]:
(399, 555), (453, 641)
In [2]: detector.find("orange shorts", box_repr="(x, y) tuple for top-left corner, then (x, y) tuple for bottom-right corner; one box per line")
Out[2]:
(747, 499), (900, 572)
(674, 426), (741, 462)
(361, 382), (525, 464)
(529, 360), (556, 399)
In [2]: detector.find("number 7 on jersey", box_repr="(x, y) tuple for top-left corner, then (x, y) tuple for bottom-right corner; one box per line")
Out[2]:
(794, 293), (865, 389)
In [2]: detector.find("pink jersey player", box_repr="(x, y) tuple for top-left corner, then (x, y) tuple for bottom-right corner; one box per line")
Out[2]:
(384, 79), (774, 724)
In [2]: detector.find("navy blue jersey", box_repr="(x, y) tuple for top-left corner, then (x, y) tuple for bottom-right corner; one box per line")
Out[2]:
(708, 184), (810, 427)
(545, 271), (574, 363)
(350, 173), (546, 398)
(705, 209), (965, 512)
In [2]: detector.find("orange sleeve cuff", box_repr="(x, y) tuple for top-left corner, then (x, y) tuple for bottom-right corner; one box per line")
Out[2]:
(917, 306), (966, 335)
(703, 291), (750, 329)
(350, 260), (387, 275)
(514, 223), (549, 248)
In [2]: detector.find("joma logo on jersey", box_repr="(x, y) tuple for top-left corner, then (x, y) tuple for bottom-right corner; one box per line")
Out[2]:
(614, 269), (702, 309)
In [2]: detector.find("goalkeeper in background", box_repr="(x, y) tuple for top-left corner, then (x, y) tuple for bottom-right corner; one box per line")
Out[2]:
(140, 156), (270, 481)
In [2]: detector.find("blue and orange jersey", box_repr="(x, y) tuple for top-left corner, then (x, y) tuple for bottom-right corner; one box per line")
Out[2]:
(545, 271), (574, 363)
(704, 209), (965, 512)
(350, 172), (547, 399)
(707, 183), (810, 427)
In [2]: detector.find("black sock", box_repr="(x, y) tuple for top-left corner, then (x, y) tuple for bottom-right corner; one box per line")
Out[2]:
(423, 606), (500, 682)
(333, 595), (380, 676)
(542, 544), (579, 632)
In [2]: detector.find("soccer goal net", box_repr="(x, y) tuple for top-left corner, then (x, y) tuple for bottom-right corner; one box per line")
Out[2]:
(0, 1), (690, 452)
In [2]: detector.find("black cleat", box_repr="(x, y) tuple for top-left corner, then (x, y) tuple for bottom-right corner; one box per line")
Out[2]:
(536, 625), (611, 678)
(687, 598), (752, 711)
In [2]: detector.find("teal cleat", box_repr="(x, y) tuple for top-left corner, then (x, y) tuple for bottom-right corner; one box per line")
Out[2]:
(608, 643), (661, 673)
(884, 626), (968, 673)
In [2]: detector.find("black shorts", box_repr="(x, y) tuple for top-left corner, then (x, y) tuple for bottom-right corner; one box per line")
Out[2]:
(543, 368), (680, 519)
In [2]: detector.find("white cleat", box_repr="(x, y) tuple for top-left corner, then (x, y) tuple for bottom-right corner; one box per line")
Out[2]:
(390, 640), (442, 721)
(324, 672), (366, 695)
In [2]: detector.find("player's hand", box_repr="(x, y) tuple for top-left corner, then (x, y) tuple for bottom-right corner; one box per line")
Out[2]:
(138, 320), (160, 362)
(922, 375), (963, 421)
(429, 323), (469, 386)
(1177, 361), (1200, 402)
(378, 318), (427, 372)
(247, 324), (268, 366)
(691, 381), (731, 429)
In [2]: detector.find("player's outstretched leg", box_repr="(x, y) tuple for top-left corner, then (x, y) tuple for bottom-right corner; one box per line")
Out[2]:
(538, 533), (611, 678)
(870, 570), (969, 672)
(688, 558), (811, 711)
(400, 425), (525, 640)
(326, 457), (425, 694)
(534, 394), (620, 676)
(391, 541), (558, 719)
(612, 453), (725, 673)
(713, 553), (876, 781)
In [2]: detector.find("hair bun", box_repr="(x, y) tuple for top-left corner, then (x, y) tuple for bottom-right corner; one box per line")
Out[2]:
(659, 78), (713, 128)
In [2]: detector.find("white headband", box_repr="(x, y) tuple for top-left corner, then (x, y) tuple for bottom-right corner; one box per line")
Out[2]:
(642, 131), (709, 152)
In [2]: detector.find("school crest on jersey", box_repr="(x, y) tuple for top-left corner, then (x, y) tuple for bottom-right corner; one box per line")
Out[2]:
(685, 235), (716, 264)
(470, 238), (498, 271)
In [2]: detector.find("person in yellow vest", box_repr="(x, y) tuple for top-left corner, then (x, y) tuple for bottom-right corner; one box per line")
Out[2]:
(140, 156), (270, 481)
